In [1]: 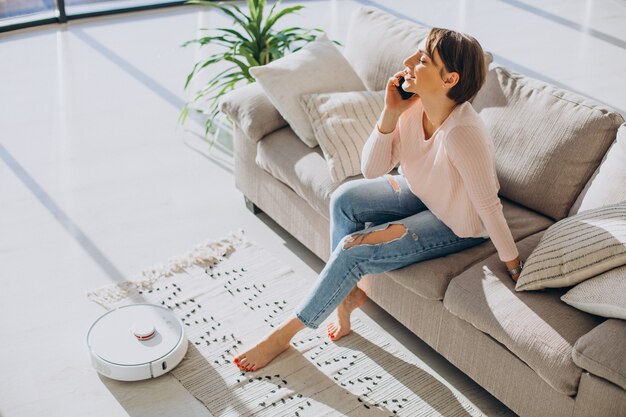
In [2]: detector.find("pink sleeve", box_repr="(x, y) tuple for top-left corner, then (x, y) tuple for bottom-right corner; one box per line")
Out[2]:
(360, 124), (401, 179)
(446, 126), (519, 262)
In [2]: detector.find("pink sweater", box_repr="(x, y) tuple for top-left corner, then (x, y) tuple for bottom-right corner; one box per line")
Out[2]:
(361, 100), (518, 262)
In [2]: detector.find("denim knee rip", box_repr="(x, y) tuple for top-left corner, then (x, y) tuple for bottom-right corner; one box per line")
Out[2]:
(342, 223), (412, 250)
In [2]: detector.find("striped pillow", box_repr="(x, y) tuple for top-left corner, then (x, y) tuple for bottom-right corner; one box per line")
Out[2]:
(299, 90), (385, 183)
(515, 201), (626, 291)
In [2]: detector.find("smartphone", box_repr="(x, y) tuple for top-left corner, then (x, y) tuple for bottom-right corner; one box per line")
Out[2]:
(395, 76), (415, 100)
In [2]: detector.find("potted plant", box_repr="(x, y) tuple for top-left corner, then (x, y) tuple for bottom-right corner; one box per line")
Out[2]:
(180, 0), (333, 149)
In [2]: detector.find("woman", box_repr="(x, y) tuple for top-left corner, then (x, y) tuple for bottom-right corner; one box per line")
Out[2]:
(233, 28), (523, 372)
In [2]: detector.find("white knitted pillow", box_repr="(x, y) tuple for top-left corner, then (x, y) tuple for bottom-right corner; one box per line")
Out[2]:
(249, 33), (366, 148)
(515, 201), (626, 291)
(299, 90), (385, 183)
(561, 266), (626, 319)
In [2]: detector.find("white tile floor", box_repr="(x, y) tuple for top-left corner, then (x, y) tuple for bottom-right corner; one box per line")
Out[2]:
(1, 1), (625, 416)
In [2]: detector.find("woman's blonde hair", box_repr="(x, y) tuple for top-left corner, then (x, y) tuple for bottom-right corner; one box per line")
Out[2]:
(424, 28), (486, 104)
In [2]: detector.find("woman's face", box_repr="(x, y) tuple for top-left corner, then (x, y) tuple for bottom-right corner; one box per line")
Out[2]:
(401, 42), (449, 96)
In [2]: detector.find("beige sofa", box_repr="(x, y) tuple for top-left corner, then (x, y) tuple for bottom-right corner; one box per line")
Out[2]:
(220, 6), (626, 417)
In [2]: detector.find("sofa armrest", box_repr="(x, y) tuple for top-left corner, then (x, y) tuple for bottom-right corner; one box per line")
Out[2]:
(219, 82), (287, 142)
(572, 319), (626, 390)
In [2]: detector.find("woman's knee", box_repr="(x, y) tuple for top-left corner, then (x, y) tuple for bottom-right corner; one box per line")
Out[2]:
(342, 223), (408, 250)
(330, 178), (372, 212)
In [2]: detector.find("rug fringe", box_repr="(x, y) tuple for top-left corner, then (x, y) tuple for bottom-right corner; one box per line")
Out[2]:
(86, 228), (250, 308)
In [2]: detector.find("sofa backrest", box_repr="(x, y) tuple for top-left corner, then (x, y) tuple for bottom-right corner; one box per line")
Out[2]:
(343, 7), (493, 93)
(569, 123), (626, 215)
(472, 65), (624, 220)
(343, 7), (430, 91)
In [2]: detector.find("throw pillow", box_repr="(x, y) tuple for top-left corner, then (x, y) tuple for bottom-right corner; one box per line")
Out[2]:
(219, 82), (287, 142)
(561, 265), (626, 319)
(299, 90), (385, 183)
(515, 201), (626, 291)
(248, 33), (366, 148)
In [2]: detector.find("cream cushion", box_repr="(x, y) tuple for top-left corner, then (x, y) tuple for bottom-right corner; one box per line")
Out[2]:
(249, 33), (366, 148)
(569, 123), (626, 216)
(515, 201), (626, 291)
(219, 82), (287, 142)
(299, 90), (385, 183)
(561, 265), (626, 319)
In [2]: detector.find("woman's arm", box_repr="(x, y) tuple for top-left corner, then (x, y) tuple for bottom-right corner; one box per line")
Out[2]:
(446, 125), (521, 279)
(361, 70), (420, 179)
(360, 116), (401, 179)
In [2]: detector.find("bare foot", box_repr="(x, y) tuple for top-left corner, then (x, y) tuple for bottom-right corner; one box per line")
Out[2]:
(233, 317), (304, 372)
(326, 286), (368, 342)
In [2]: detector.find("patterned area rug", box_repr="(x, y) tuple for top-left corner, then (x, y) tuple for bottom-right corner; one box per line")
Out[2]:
(87, 230), (486, 417)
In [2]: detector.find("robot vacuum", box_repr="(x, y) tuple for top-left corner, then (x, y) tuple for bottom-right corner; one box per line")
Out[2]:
(87, 303), (188, 381)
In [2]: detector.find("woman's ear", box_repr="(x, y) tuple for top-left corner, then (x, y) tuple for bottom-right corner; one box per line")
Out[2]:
(443, 72), (460, 88)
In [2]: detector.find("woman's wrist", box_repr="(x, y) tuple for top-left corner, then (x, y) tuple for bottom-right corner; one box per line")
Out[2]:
(378, 108), (399, 134)
(504, 257), (521, 269)
(504, 257), (524, 280)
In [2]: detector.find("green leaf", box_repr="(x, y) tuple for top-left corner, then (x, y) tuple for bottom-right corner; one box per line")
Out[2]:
(262, 5), (304, 37)
(178, 104), (190, 125)
(265, 0), (282, 24)
(214, 27), (252, 44)
(187, 0), (255, 39)
(184, 54), (230, 89)
(238, 47), (260, 68)
(222, 55), (252, 75)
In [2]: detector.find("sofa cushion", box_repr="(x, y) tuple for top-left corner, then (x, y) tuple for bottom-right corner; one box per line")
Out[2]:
(515, 201), (626, 292)
(249, 33), (366, 148)
(385, 199), (553, 300)
(255, 126), (399, 219)
(255, 127), (332, 217)
(343, 7), (430, 92)
(561, 265), (626, 319)
(472, 65), (624, 221)
(443, 232), (605, 395)
(572, 319), (626, 391)
(219, 82), (287, 143)
(299, 90), (385, 183)
(569, 123), (626, 216)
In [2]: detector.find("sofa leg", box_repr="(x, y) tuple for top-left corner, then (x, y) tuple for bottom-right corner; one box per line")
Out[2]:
(244, 196), (263, 215)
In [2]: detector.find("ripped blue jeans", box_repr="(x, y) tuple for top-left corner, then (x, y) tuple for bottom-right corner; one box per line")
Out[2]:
(294, 174), (488, 329)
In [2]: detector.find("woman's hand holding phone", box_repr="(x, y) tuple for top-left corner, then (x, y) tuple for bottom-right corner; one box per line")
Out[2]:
(385, 70), (420, 111)
(378, 70), (420, 134)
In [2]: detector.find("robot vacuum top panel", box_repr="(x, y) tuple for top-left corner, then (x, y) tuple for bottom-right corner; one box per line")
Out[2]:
(87, 304), (183, 366)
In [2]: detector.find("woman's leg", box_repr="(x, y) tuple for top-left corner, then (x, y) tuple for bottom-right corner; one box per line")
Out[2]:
(234, 175), (424, 372)
(329, 174), (429, 253)
(295, 210), (488, 335)
(326, 174), (429, 340)
(234, 176), (456, 370)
